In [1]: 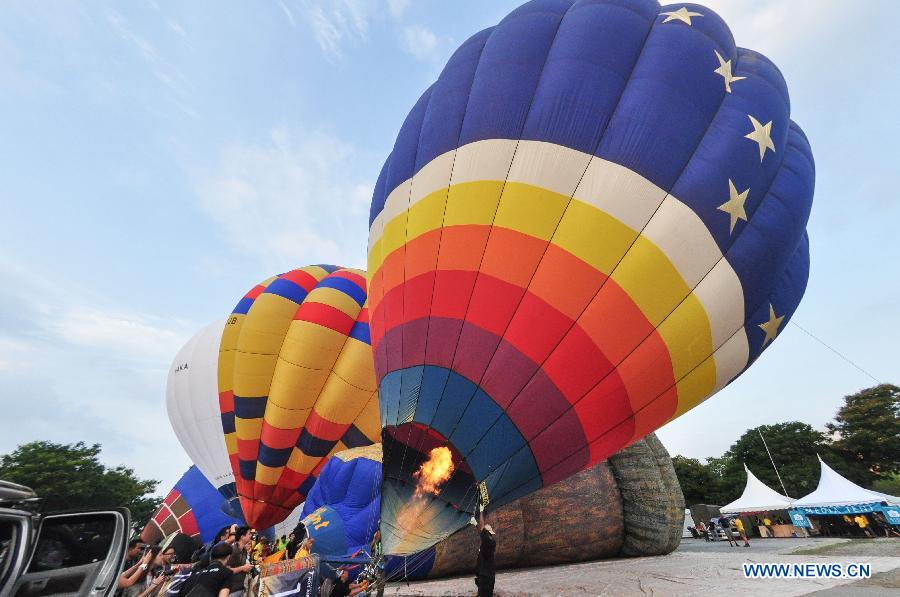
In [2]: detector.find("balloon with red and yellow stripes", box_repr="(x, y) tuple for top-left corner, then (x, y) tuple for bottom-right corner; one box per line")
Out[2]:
(218, 265), (380, 529)
(369, 0), (814, 555)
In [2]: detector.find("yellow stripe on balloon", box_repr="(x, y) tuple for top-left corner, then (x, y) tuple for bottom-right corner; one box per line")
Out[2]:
(355, 395), (381, 441)
(304, 286), (362, 319)
(262, 401), (312, 431)
(279, 321), (346, 369)
(312, 378), (374, 425)
(369, 179), (721, 419)
(236, 417), (263, 441)
(254, 463), (282, 486)
(332, 338), (380, 391)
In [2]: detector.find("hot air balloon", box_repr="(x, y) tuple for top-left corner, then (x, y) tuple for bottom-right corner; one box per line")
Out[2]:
(219, 265), (381, 529)
(300, 444), (382, 558)
(141, 465), (243, 545)
(368, 0), (814, 554)
(166, 320), (242, 517)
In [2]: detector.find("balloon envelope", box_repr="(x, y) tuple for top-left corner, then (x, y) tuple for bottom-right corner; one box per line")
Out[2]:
(300, 444), (382, 558)
(141, 465), (243, 545)
(368, 0), (814, 554)
(219, 265), (381, 529)
(166, 320), (241, 515)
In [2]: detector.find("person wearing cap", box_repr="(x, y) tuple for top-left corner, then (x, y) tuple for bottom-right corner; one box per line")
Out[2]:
(475, 509), (496, 597)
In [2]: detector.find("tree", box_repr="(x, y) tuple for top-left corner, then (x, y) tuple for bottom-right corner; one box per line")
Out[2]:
(0, 441), (161, 524)
(720, 422), (845, 500)
(826, 384), (900, 482)
(671, 456), (715, 505)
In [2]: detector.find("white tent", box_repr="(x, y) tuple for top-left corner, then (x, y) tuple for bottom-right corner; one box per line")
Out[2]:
(793, 455), (900, 508)
(720, 464), (795, 513)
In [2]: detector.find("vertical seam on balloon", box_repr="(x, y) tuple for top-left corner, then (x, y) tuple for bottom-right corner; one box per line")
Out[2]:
(374, 83), (439, 545)
(490, 201), (810, 506)
(387, 0), (601, 543)
(425, 1), (670, 519)
(390, 29), (495, 503)
(235, 270), (297, 508)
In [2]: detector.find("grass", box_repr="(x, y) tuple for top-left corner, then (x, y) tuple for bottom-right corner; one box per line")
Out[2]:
(790, 539), (854, 555)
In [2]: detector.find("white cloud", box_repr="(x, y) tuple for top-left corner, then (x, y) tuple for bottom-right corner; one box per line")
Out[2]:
(402, 24), (440, 62)
(104, 8), (195, 116)
(50, 307), (188, 364)
(278, 0), (297, 28)
(0, 255), (195, 496)
(387, 0), (411, 20)
(194, 126), (373, 271)
(702, 0), (865, 59)
(301, 0), (380, 61)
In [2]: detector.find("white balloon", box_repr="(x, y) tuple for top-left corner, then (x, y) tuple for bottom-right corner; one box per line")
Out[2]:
(166, 320), (236, 501)
(273, 503), (306, 540)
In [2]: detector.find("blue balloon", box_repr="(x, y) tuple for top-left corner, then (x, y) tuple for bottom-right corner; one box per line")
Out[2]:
(300, 447), (381, 557)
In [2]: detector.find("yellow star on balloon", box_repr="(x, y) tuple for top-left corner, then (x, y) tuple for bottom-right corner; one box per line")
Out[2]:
(745, 115), (776, 161)
(714, 50), (745, 93)
(758, 304), (784, 347)
(717, 179), (750, 233)
(660, 7), (703, 25)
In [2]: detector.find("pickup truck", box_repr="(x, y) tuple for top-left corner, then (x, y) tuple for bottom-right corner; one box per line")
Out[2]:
(0, 480), (129, 597)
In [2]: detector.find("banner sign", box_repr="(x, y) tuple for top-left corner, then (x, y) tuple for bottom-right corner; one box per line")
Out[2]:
(787, 510), (811, 528)
(256, 556), (320, 597)
(794, 502), (886, 516)
(882, 506), (900, 525)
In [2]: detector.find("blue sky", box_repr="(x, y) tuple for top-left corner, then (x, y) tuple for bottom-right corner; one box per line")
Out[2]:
(1, 0), (897, 498)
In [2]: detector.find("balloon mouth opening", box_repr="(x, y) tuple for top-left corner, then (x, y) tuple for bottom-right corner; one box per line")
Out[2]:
(380, 424), (480, 554)
(382, 424), (476, 506)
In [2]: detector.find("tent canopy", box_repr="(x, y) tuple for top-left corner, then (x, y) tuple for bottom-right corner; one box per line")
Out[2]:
(793, 456), (900, 508)
(720, 464), (795, 514)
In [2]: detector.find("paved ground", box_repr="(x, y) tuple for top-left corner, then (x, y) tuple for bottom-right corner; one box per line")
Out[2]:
(384, 538), (900, 596)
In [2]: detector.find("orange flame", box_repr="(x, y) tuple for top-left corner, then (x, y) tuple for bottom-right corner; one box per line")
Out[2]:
(413, 446), (455, 496)
(396, 447), (456, 535)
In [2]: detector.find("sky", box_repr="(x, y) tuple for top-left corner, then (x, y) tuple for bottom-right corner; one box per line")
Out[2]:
(0, 0), (897, 499)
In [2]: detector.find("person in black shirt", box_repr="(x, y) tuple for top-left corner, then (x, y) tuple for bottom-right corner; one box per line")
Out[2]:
(475, 510), (496, 597)
(179, 542), (234, 597)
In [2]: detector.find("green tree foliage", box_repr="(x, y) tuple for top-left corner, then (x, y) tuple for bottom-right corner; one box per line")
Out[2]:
(720, 422), (842, 501)
(826, 384), (900, 481)
(0, 441), (161, 524)
(671, 456), (715, 505)
(673, 422), (866, 505)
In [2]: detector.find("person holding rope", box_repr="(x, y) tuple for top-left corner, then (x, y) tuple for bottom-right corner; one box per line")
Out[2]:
(475, 507), (496, 597)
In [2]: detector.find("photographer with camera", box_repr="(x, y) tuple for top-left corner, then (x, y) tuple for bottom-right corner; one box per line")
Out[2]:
(177, 542), (235, 597)
(118, 544), (154, 595)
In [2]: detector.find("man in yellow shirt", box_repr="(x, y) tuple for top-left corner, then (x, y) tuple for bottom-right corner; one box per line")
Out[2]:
(734, 518), (750, 547)
(854, 515), (875, 538)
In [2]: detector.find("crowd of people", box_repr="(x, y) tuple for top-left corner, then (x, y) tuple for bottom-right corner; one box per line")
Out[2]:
(690, 517), (751, 547)
(117, 524), (256, 597)
(688, 512), (899, 543)
(815, 512), (900, 538)
(116, 522), (390, 597)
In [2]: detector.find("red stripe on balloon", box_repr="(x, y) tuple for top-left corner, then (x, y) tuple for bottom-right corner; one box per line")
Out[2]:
(178, 513), (200, 537)
(219, 390), (234, 414)
(304, 410), (349, 442)
(280, 269), (320, 293)
(294, 302), (355, 336)
(237, 438), (259, 461)
(259, 424), (299, 451)
(330, 268), (366, 290)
